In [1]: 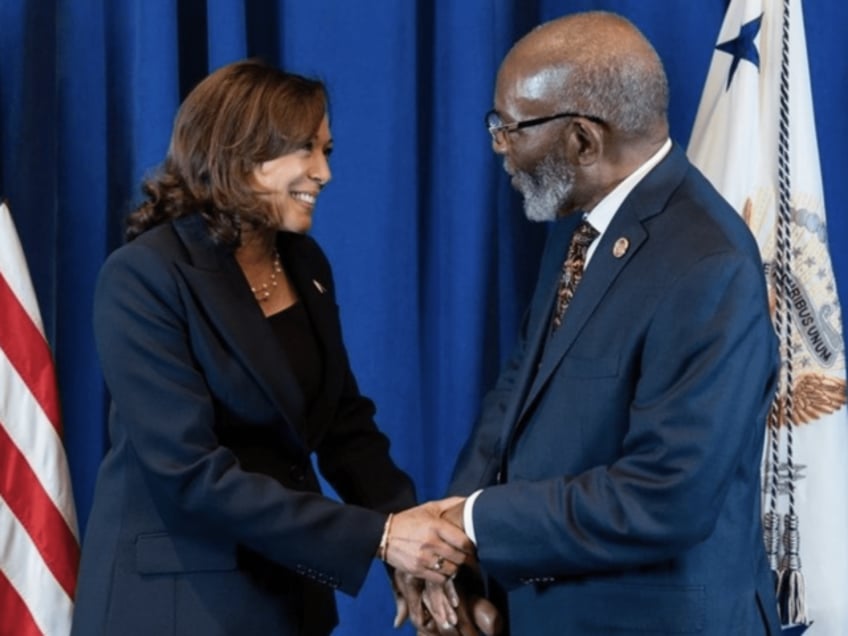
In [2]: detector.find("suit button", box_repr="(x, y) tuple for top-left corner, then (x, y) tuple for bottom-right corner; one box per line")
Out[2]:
(290, 464), (306, 483)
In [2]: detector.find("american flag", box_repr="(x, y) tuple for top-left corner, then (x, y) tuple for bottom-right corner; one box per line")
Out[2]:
(0, 201), (79, 635)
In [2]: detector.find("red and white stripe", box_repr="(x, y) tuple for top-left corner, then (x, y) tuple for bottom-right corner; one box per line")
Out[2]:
(0, 201), (79, 636)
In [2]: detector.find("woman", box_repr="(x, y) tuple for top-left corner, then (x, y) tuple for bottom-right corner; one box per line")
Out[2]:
(71, 59), (470, 636)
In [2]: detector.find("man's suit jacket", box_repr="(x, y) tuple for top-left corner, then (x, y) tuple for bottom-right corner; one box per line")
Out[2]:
(72, 214), (415, 636)
(450, 145), (782, 635)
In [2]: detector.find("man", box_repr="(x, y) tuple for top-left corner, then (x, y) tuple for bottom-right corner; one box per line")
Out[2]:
(411, 10), (782, 636)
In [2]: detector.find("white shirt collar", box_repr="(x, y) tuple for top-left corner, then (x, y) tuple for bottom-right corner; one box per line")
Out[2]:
(584, 138), (672, 265)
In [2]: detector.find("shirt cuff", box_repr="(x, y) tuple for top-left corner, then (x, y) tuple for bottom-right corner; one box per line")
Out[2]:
(463, 489), (484, 546)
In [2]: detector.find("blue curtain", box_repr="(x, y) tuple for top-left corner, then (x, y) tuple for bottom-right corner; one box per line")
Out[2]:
(1, 2), (845, 634)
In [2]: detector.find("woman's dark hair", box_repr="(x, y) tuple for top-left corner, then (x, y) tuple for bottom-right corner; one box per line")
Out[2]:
(126, 59), (328, 244)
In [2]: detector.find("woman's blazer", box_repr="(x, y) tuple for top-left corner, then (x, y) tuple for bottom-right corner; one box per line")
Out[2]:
(71, 213), (415, 636)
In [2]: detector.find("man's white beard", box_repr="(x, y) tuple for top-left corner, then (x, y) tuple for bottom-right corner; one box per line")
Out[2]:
(511, 153), (575, 222)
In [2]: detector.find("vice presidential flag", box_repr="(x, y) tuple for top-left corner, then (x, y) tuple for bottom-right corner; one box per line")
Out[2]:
(0, 201), (79, 635)
(688, 0), (848, 633)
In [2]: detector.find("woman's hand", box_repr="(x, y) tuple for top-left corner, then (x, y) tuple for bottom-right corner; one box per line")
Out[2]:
(382, 498), (474, 583)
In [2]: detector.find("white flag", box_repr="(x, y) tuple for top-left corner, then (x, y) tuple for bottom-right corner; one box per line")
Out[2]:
(688, 1), (848, 633)
(0, 201), (79, 635)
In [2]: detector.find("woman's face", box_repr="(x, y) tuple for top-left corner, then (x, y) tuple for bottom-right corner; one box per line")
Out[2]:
(252, 115), (333, 234)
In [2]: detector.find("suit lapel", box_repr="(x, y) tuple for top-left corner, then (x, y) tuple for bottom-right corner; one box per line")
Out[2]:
(484, 214), (577, 459)
(514, 143), (691, 426)
(171, 215), (309, 454)
(519, 217), (648, 420)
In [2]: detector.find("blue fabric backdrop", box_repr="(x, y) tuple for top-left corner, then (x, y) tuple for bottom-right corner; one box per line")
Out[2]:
(1, 2), (845, 634)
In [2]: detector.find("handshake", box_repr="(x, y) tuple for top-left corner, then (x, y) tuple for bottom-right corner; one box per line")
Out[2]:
(378, 497), (502, 635)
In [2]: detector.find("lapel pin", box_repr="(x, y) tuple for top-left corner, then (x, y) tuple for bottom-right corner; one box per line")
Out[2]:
(312, 279), (327, 294)
(612, 237), (629, 258)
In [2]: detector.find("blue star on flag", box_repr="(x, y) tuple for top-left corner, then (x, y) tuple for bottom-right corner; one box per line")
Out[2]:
(716, 13), (763, 89)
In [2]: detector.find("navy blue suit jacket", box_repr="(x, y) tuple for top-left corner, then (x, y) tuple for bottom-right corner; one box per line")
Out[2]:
(450, 145), (782, 635)
(72, 214), (415, 636)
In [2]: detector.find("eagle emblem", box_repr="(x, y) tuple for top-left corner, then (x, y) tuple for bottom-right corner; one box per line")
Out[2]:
(770, 373), (847, 426)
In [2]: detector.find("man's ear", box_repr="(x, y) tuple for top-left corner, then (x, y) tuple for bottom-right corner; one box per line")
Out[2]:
(564, 118), (604, 166)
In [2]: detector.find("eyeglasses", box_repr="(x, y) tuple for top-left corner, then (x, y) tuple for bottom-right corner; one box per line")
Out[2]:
(485, 109), (605, 142)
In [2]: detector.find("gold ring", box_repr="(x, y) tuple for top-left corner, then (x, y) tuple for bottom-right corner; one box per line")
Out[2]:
(434, 555), (445, 571)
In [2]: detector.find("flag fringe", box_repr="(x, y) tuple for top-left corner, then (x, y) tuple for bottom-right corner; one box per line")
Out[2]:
(776, 513), (807, 625)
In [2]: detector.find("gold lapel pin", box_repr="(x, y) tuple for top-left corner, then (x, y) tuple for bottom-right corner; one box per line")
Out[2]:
(612, 237), (629, 258)
(312, 279), (327, 294)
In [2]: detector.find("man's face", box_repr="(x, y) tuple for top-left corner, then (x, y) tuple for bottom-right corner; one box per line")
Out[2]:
(492, 60), (577, 222)
(509, 152), (575, 222)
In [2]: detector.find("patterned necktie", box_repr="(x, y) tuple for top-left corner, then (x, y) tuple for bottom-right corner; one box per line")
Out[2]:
(551, 219), (599, 331)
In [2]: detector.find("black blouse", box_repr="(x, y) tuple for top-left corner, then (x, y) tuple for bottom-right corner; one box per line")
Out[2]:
(267, 301), (323, 409)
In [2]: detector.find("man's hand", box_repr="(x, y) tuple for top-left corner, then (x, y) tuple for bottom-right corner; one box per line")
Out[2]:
(391, 497), (502, 635)
(468, 594), (502, 636)
(383, 497), (474, 583)
(425, 498), (503, 636)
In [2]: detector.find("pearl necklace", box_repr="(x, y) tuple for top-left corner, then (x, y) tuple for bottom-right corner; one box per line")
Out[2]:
(250, 250), (282, 302)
